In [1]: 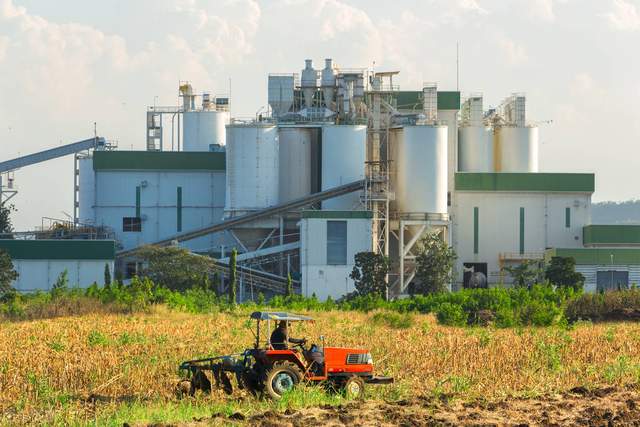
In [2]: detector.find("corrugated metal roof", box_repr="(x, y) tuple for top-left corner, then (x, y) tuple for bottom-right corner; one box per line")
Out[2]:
(93, 151), (225, 171)
(0, 239), (116, 260)
(455, 173), (595, 192)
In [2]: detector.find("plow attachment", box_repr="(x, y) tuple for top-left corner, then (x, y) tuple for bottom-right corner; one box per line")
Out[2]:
(178, 355), (248, 397)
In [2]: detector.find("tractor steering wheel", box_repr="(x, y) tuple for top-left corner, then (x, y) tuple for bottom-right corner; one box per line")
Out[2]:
(292, 339), (308, 352)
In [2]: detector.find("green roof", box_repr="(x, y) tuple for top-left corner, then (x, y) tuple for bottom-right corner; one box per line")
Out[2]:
(301, 210), (373, 219)
(583, 225), (640, 246)
(455, 173), (595, 193)
(394, 91), (460, 111)
(93, 151), (225, 171)
(546, 248), (640, 265)
(0, 240), (116, 260)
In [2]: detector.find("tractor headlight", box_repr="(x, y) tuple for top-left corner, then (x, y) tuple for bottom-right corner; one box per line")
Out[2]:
(366, 353), (373, 364)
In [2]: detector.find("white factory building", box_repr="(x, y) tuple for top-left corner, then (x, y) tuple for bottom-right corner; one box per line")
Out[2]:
(2, 59), (639, 295)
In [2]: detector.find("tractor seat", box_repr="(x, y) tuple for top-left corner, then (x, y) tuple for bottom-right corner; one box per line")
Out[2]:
(304, 345), (325, 375)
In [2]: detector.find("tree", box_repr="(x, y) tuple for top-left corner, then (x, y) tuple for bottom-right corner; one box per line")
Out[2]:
(545, 256), (585, 291)
(136, 245), (215, 291)
(286, 272), (293, 297)
(51, 270), (69, 299)
(0, 203), (16, 235)
(229, 248), (238, 305)
(349, 252), (390, 298)
(413, 233), (457, 294)
(502, 260), (542, 289)
(104, 263), (112, 286)
(0, 249), (18, 301)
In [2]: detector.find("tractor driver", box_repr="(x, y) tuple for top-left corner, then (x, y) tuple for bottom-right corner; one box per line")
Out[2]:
(270, 321), (306, 350)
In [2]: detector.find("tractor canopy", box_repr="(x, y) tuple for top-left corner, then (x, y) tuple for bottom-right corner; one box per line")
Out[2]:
(250, 311), (314, 322)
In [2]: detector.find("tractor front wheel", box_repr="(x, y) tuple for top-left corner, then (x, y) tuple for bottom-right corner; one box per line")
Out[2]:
(343, 376), (365, 400)
(264, 361), (302, 400)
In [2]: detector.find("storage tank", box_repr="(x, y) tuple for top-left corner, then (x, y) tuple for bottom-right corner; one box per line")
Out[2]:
(458, 126), (494, 172)
(225, 124), (279, 214)
(183, 110), (229, 151)
(321, 125), (366, 210)
(78, 156), (95, 224)
(396, 125), (448, 214)
(278, 127), (312, 204)
(495, 126), (539, 172)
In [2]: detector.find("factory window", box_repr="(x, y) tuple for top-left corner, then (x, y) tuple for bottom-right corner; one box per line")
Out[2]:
(123, 217), (142, 232)
(473, 207), (479, 254)
(596, 271), (629, 292)
(327, 221), (347, 265)
(565, 207), (571, 228)
(125, 262), (139, 279)
(519, 207), (525, 255)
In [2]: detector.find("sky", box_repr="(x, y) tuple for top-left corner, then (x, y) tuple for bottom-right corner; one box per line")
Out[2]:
(1, 0), (639, 230)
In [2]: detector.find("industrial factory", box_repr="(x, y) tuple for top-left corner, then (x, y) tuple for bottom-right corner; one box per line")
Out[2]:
(1, 58), (639, 298)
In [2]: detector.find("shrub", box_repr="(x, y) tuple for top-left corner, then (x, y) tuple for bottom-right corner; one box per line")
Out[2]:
(565, 289), (640, 322)
(435, 302), (467, 327)
(370, 311), (414, 329)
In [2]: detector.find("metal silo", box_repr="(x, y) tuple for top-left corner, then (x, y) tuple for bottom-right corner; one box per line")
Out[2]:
(183, 110), (229, 151)
(321, 125), (366, 210)
(225, 124), (279, 215)
(495, 126), (539, 172)
(458, 126), (494, 172)
(396, 125), (448, 215)
(278, 126), (313, 204)
(78, 156), (95, 224)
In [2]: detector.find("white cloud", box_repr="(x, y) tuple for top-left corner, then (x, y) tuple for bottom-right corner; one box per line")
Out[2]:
(0, 36), (8, 61)
(605, 0), (640, 31)
(570, 72), (595, 94)
(529, 0), (556, 21)
(457, 0), (489, 15)
(499, 37), (528, 65)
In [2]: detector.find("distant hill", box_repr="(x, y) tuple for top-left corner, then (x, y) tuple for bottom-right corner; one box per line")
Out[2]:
(592, 200), (640, 225)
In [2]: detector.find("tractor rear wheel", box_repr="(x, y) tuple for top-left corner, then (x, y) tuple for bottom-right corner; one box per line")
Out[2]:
(343, 376), (365, 400)
(264, 361), (303, 400)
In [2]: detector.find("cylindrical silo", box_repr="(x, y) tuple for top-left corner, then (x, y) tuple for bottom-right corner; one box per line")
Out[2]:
(225, 124), (279, 215)
(78, 156), (95, 224)
(183, 110), (229, 151)
(396, 125), (448, 214)
(321, 125), (366, 210)
(458, 126), (494, 172)
(496, 126), (539, 172)
(278, 127), (312, 204)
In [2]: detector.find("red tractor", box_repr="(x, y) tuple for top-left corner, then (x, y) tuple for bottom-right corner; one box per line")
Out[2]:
(178, 311), (393, 400)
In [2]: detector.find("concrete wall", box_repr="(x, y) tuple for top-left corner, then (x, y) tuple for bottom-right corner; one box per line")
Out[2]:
(92, 170), (232, 252)
(452, 191), (591, 285)
(300, 217), (372, 300)
(11, 259), (114, 292)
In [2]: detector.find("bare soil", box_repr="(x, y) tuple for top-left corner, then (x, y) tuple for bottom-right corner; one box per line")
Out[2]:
(205, 386), (640, 426)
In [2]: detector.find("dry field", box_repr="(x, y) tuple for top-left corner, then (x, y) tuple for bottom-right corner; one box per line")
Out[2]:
(1, 307), (640, 425)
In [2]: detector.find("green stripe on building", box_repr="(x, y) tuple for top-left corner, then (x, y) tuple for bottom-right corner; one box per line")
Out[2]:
(583, 225), (640, 245)
(135, 186), (141, 218)
(473, 207), (479, 255)
(393, 91), (460, 111)
(301, 210), (374, 219)
(519, 207), (525, 255)
(93, 151), (225, 171)
(455, 173), (595, 192)
(177, 187), (183, 232)
(0, 240), (116, 260)
(565, 207), (571, 228)
(546, 248), (640, 265)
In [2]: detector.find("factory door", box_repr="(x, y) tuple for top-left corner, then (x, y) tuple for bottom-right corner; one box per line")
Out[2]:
(463, 263), (488, 289)
(596, 270), (629, 292)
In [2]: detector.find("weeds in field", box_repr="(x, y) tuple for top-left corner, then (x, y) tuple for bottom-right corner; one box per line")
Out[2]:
(1, 310), (640, 426)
